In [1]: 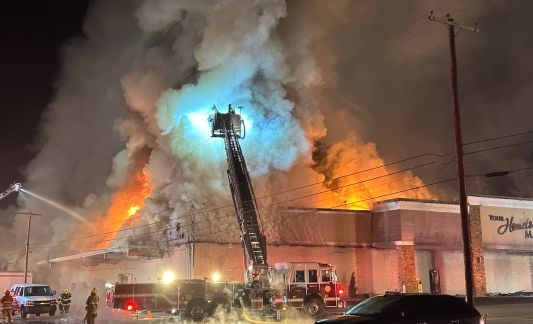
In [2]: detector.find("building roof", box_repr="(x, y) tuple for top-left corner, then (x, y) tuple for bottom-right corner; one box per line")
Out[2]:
(46, 247), (127, 264)
(468, 195), (533, 209)
(372, 198), (459, 213)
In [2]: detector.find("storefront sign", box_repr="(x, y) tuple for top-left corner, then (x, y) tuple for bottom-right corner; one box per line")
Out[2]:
(480, 206), (533, 246)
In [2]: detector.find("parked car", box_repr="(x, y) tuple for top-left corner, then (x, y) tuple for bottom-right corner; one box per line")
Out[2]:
(10, 283), (57, 318)
(315, 293), (485, 324)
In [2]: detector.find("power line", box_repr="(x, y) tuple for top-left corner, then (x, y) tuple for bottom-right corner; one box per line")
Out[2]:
(27, 135), (533, 250)
(31, 212), (236, 248)
(31, 175), (456, 252)
(43, 154), (533, 254)
(29, 136), (532, 249)
(30, 157), (441, 248)
(255, 152), (449, 199)
(463, 130), (533, 146)
(263, 161), (435, 207)
(464, 140), (533, 156)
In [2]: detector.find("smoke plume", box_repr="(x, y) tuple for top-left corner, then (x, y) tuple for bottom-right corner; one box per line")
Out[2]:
(4, 0), (491, 274)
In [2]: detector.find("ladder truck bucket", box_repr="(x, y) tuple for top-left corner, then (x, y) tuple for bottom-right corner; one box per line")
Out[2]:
(209, 105), (245, 139)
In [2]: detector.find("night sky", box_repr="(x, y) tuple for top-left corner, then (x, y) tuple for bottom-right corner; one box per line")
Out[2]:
(0, 0), (90, 207)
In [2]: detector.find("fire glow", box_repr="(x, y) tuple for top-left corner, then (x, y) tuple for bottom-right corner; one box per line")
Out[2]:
(309, 137), (432, 210)
(74, 171), (152, 250)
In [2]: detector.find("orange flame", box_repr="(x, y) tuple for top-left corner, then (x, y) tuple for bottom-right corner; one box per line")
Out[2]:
(310, 137), (432, 210)
(75, 170), (152, 250)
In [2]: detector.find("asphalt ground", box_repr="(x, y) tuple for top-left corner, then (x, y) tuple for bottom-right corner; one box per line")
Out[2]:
(477, 302), (533, 324)
(5, 298), (533, 323)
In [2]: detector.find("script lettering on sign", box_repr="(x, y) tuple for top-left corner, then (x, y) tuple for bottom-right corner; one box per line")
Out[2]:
(489, 214), (533, 239)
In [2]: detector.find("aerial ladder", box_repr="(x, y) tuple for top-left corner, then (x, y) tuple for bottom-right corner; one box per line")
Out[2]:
(209, 105), (276, 314)
(0, 183), (22, 200)
(209, 105), (268, 286)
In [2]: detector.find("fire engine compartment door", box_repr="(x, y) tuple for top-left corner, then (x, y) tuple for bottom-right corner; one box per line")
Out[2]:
(320, 268), (339, 307)
(288, 264), (307, 307)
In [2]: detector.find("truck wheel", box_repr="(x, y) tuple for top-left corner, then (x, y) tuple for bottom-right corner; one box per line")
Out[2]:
(187, 300), (207, 322)
(305, 298), (324, 316)
(49, 310), (56, 316)
(21, 307), (28, 319)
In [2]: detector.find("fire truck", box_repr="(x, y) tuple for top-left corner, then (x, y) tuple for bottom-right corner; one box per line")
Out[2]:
(209, 105), (346, 318)
(111, 280), (236, 321)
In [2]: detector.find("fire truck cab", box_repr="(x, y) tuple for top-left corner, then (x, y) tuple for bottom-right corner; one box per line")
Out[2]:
(275, 262), (346, 316)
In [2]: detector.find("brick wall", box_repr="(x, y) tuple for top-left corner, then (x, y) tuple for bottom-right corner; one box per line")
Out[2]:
(469, 206), (487, 296)
(396, 244), (418, 293)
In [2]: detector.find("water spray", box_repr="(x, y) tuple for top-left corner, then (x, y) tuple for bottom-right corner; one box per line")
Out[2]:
(19, 188), (87, 223)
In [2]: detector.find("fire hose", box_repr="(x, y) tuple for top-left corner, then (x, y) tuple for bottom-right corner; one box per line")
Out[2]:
(238, 298), (281, 324)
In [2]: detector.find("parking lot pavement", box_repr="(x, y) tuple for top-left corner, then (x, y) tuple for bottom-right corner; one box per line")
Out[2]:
(9, 301), (533, 323)
(477, 303), (533, 324)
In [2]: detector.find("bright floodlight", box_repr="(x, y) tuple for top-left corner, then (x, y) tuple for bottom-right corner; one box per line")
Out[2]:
(212, 272), (221, 282)
(162, 271), (175, 284)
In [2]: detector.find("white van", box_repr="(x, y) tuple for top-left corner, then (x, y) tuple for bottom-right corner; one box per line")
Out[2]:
(10, 283), (57, 318)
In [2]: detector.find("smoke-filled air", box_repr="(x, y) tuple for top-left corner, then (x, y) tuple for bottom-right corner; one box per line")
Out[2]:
(1, 0), (437, 274)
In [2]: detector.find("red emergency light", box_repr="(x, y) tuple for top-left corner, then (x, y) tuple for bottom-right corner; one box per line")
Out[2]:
(124, 300), (137, 311)
(336, 283), (347, 298)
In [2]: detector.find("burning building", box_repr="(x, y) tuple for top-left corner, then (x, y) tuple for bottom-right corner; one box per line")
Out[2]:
(3, 0), (532, 311)
(45, 195), (533, 298)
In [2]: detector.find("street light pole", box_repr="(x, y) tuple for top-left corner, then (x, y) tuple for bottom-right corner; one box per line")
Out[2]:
(16, 211), (41, 284)
(428, 12), (479, 306)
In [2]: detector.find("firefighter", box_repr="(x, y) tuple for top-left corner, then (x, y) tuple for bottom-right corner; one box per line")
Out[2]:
(1, 290), (13, 324)
(59, 288), (72, 314)
(273, 290), (283, 321)
(84, 288), (99, 324)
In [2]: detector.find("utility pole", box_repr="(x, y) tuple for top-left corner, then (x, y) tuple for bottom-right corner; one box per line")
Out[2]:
(429, 11), (479, 306)
(16, 211), (42, 284)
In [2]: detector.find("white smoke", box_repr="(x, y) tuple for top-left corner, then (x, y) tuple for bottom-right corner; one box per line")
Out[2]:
(126, 0), (314, 247)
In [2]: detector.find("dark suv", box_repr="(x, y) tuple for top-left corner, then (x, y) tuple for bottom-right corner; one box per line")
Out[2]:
(316, 293), (485, 324)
